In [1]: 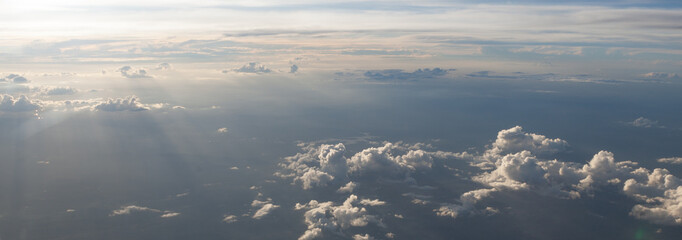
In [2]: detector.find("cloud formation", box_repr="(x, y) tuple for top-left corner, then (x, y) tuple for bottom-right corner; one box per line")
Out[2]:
(233, 62), (272, 74)
(641, 72), (679, 80)
(251, 198), (279, 219)
(436, 126), (682, 226)
(110, 205), (180, 218)
(658, 157), (682, 165)
(38, 86), (78, 95)
(0, 94), (41, 112)
(363, 68), (449, 81)
(118, 66), (151, 79)
(294, 194), (383, 240)
(277, 141), (451, 189)
(94, 96), (150, 112)
(628, 117), (661, 128)
(1, 74), (29, 83)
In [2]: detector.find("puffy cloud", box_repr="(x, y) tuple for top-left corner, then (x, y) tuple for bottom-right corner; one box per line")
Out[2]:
(438, 126), (682, 226)
(436, 188), (497, 219)
(294, 195), (383, 240)
(94, 96), (150, 112)
(488, 126), (568, 157)
(363, 68), (449, 81)
(295, 168), (334, 190)
(347, 143), (434, 177)
(628, 117), (661, 128)
(1, 74), (29, 83)
(233, 62), (271, 74)
(251, 198), (280, 219)
(278, 142), (443, 189)
(337, 182), (357, 193)
(624, 169), (682, 225)
(0, 94), (41, 112)
(658, 157), (682, 164)
(217, 127), (228, 133)
(118, 66), (151, 78)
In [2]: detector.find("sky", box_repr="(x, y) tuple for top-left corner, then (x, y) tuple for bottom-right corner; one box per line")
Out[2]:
(1, 0), (682, 239)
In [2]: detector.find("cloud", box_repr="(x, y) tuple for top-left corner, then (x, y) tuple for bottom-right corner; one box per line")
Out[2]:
(233, 62), (272, 74)
(359, 198), (386, 206)
(0, 94), (41, 112)
(353, 234), (376, 240)
(509, 46), (583, 55)
(281, 126), (682, 226)
(160, 212), (181, 218)
(1, 74), (29, 83)
(628, 117), (662, 128)
(337, 182), (356, 193)
(217, 127), (228, 133)
(294, 194), (383, 240)
(156, 62), (172, 70)
(251, 198), (279, 219)
(436, 188), (497, 219)
(110, 205), (179, 218)
(435, 126), (682, 227)
(641, 72), (679, 80)
(290, 64), (299, 73)
(118, 66), (151, 78)
(658, 157), (682, 164)
(38, 86), (78, 95)
(489, 126), (568, 156)
(363, 68), (449, 81)
(277, 141), (446, 189)
(222, 215), (238, 223)
(94, 96), (150, 112)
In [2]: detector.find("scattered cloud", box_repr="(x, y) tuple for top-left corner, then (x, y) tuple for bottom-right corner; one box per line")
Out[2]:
(1, 74), (29, 83)
(658, 157), (682, 165)
(233, 62), (272, 74)
(222, 215), (238, 223)
(277, 141), (453, 189)
(94, 96), (150, 112)
(337, 182), (356, 193)
(156, 63), (172, 70)
(628, 117), (662, 128)
(110, 205), (179, 218)
(509, 46), (583, 55)
(641, 72), (679, 80)
(434, 126), (682, 226)
(0, 94), (41, 112)
(294, 195), (384, 240)
(160, 212), (181, 218)
(353, 234), (376, 240)
(359, 198), (386, 206)
(217, 127), (228, 133)
(118, 66), (151, 79)
(38, 86), (78, 96)
(251, 197), (279, 219)
(363, 68), (449, 82)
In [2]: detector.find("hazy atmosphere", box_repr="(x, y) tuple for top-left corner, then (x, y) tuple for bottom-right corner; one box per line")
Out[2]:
(1, 1), (682, 239)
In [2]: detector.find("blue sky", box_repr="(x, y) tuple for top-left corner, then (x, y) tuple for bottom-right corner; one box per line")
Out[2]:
(1, 1), (681, 239)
